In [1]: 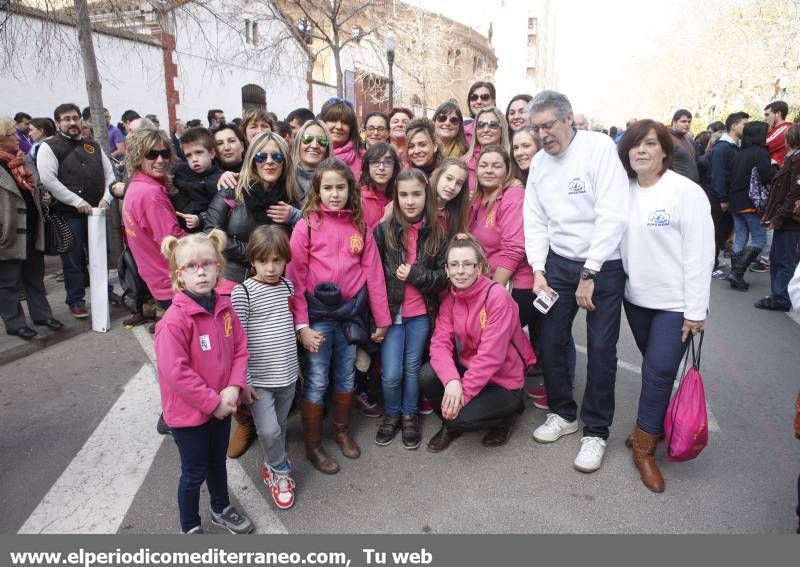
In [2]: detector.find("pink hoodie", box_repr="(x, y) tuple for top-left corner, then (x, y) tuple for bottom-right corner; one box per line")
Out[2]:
(122, 172), (186, 301)
(287, 207), (392, 328)
(468, 185), (534, 289)
(430, 275), (535, 406)
(333, 141), (362, 179)
(154, 292), (249, 428)
(360, 184), (390, 231)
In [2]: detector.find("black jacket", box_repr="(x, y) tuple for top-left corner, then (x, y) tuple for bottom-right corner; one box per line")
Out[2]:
(204, 183), (291, 283)
(762, 151), (800, 231)
(728, 145), (777, 212)
(373, 220), (448, 324)
(171, 161), (223, 230)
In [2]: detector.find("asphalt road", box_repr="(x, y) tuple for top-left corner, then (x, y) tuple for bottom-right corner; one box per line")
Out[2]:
(1, 271), (798, 534)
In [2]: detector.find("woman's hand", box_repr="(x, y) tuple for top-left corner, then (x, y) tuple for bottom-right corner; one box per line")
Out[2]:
(267, 201), (293, 224)
(371, 326), (388, 343)
(184, 214), (200, 229)
(299, 327), (325, 352)
(442, 380), (463, 421)
(681, 319), (705, 342)
(217, 171), (239, 190)
(396, 263), (411, 282)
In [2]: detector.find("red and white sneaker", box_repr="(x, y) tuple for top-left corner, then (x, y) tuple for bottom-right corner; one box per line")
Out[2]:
(418, 398), (434, 415)
(526, 384), (547, 400)
(261, 465), (296, 510)
(532, 397), (549, 410)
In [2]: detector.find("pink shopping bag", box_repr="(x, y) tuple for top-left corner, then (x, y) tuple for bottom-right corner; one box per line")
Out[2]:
(664, 333), (708, 462)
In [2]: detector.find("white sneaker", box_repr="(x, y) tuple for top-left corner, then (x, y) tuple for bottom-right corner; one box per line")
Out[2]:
(573, 436), (607, 473)
(533, 413), (579, 443)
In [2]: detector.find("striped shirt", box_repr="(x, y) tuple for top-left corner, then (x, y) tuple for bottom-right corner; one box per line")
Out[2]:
(231, 277), (299, 388)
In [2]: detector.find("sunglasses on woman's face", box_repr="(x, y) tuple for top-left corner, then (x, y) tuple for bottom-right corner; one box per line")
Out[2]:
(300, 134), (330, 147)
(144, 149), (170, 160)
(254, 151), (286, 164)
(469, 93), (492, 102)
(435, 113), (460, 126)
(476, 120), (500, 131)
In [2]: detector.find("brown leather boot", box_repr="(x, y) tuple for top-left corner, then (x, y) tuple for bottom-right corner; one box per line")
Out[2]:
(632, 426), (665, 492)
(625, 428), (664, 449)
(332, 391), (361, 459)
(301, 400), (340, 474)
(227, 409), (256, 458)
(426, 423), (463, 453)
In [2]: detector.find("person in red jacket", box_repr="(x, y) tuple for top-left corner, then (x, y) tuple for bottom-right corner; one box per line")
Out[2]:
(421, 235), (535, 452)
(154, 230), (252, 535)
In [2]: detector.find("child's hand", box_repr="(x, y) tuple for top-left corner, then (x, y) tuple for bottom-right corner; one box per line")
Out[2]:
(396, 264), (411, 282)
(380, 202), (394, 223)
(371, 326), (388, 343)
(299, 327), (325, 352)
(213, 386), (240, 419)
(217, 171), (239, 190)
(267, 201), (293, 224)
(184, 214), (200, 229)
(243, 385), (260, 405)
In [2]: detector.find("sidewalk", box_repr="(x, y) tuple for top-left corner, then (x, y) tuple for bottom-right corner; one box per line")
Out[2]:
(0, 257), (129, 366)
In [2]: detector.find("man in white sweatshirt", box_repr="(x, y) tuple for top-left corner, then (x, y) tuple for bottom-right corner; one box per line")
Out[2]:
(523, 90), (629, 473)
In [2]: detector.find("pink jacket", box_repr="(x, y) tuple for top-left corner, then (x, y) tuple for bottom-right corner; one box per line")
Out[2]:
(464, 144), (481, 195)
(468, 185), (534, 289)
(154, 292), (249, 428)
(430, 275), (535, 406)
(287, 207), (392, 328)
(122, 172), (186, 300)
(360, 185), (390, 231)
(333, 141), (362, 179)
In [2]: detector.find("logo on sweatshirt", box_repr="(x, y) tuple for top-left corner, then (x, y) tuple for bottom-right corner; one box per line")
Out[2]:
(349, 233), (364, 254)
(223, 312), (233, 337)
(199, 335), (211, 351)
(568, 178), (587, 195)
(646, 209), (671, 227)
(479, 306), (488, 329)
(485, 211), (496, 227)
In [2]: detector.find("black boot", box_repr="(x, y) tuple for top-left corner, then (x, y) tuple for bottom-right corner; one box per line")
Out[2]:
(729, 247), (760, 291)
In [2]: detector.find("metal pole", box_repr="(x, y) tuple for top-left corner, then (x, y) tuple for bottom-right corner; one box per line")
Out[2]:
(387, 49), (395, 109)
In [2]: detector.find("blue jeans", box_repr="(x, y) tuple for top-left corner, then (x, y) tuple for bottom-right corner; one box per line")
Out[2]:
(624, 302), (689, 436)
(171, 416), (231, 533)
(732, 212), (767, 253)
(61, 216), (113, 306)
(538, 251), (626, 439)
(301, 320), (357, 404)
(769, 230), (800, 308)
(380, 315), (429, 415)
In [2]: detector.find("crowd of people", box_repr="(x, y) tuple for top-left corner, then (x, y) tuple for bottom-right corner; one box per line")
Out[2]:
(3, 83), (800, 535)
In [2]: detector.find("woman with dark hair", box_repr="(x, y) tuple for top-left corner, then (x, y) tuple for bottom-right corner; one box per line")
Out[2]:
(27, 118), (56, 160)
(617, 119), (713, 492)
(388, 107), (414, 162)
(511, 128), (539, 185)
(727, 121), (777, 291)
(506, 94), (533, 132)
(431, 158), (469, 239)
(319, 98), (362, 178)
(756, 124), (800, 311)
(405, 117), (441, 178)
(432, 101), (468, 158)
(361, 112), (390, 150)
(360, 142), (400, 231)
(464, 81), (496, 145)
(215, 123), (247, 190)
(240, 109), (275, 144)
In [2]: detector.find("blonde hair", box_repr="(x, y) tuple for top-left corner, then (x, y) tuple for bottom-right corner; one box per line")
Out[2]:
(125, 128), (176, 192)
(466, 106), (511, 159)
(235, 131), (297, 205)
(291, 119), (332, 169)
(0, 116), (15, 137)
(161, 230), (227, 292)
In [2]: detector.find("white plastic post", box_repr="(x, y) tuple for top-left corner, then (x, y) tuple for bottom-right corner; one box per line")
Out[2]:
(88, 208), (110, 332)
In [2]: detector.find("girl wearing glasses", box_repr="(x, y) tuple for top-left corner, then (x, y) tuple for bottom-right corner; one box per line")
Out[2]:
(360, 142), (401, 231)
(291, 120), (332, 208)
(464, 81), (496, 145)
(405, 117), (442, 178)
(205, 132), (297, 296)
(420, 235), (535, 453)
(155, 230), (254, 535)
(464, 107), (510, 192)
(432, 102), (468, 159)
(361, 112), (390, 150)
(319, 99), (362, 178)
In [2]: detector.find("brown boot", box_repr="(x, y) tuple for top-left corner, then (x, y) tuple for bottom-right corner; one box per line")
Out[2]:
(332, 391), (361, 459)
(632, 426), (665, 492)
(426, 423), (463, 453)
(227, 409), (256, 458)
(625, 429), (664, 449)
(301, 400), (340, 474)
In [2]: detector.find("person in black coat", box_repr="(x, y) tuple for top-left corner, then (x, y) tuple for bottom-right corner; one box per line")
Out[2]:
(171, 127), (223, 232)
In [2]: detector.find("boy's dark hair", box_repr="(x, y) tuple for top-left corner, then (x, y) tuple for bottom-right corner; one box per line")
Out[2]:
(121, 110), (140, 123)
(53, 103), (80, 122)
(275, 120), (292, 138)
(764, 101), (789, 121)
(179, 127), (216, 152)
(14, 112), (31, 123)
(672, 108), (692, 122)
(186, 119), (202, 128)
(207, 108), (224, 125)
(286, 108), (315, 125)
(82, 106), (91, 120)
(725, 112), (750, 132)
(708, 121), (725, 133)
(246, 224), (292, 265)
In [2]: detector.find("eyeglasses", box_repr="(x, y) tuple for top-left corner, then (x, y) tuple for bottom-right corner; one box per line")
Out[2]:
(447, 260), (479, 270)
(325, 97), (354, 109)
(179, 260), (219, 274)
(531, 119), (561, 134)
(300, 134), (329, 147)
(144, 149), (171, 160)
(364, 126), (388, 134)
(254, 151), (286, 164)
(475, 120), (500, 131)
(58, 115), (81, 124)
(435, 113), (460, 126)
(469, 93), (492, 102)
(369, 159), (394, 169)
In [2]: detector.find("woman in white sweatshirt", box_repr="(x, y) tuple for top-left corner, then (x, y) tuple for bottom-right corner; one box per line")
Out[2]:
(617, 120), (714, 493)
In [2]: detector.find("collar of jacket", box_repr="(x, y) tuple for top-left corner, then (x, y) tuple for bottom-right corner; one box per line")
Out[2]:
(451, 274), (492, 303)
(172, 290), (226, 317)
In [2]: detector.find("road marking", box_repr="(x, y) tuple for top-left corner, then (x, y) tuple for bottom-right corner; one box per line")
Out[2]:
(787, 311), (800, 326)
(574, 344), (641, 374)
(18, 364), (164, 534)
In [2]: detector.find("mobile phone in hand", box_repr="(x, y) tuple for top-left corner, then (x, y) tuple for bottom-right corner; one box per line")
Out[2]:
(533, 289), (559, 314)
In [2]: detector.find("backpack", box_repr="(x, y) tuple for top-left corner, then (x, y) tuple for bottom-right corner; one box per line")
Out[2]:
(748, 166), (770, 212)
(117, 246), (152, 313)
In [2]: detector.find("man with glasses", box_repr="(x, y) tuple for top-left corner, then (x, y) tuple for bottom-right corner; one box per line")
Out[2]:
(523, 90), (629, 473)
(37, 102), (120, 318)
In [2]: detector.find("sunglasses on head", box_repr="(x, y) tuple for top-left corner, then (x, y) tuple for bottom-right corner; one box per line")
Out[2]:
(300, 134), (330, 147)
(254, 151), (286, 164)
(144, 149), (171, 160)
(469, 93), (492, 102)
(435, 113), (460, 126)
(325, 97), (354, 109)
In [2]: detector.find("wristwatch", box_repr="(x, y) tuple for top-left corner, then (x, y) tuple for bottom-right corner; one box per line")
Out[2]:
(580, 267), (597, 281)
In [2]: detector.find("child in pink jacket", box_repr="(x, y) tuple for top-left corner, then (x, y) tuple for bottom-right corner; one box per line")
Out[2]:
(420, 235), (535, 453)
(154, 230), (252, 535)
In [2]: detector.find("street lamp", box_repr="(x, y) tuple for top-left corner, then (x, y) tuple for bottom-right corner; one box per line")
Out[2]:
(384, 31), (397, 109)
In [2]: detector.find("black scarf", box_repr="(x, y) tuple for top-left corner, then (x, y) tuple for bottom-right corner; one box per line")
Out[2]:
(243, 181), (288, 226)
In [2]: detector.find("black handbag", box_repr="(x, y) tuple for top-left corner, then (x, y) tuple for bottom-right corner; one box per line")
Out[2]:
(42, 205), (74, 255)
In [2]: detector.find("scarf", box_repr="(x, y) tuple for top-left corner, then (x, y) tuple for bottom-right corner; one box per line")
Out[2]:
(244, 181), (288, 225)
(0, 149), (34, 194)
(333, 140), (359, 166)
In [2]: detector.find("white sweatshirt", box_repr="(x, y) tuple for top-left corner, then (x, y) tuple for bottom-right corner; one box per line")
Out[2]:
(524, 130), (629, 272)
(620, 170), (714, 320)
(789, 262), (800, 311)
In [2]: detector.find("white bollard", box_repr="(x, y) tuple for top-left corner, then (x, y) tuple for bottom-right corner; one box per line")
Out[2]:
(88, 208), (110, 332)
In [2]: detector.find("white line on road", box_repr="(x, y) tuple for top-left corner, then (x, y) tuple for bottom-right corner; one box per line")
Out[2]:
(787, 311), (800, 326)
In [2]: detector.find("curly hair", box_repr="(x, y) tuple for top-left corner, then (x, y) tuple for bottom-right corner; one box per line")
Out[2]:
(125, 128), (176, 193)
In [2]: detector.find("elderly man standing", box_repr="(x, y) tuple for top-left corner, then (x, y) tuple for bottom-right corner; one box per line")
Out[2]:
(523, 90), (629, 473)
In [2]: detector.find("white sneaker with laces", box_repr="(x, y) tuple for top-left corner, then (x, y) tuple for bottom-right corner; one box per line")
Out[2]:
(573, 436), (607, 473)
(533, 413), (579, 443)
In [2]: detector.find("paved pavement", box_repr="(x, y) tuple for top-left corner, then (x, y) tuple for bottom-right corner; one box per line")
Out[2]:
(1, 269), (798, 534)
